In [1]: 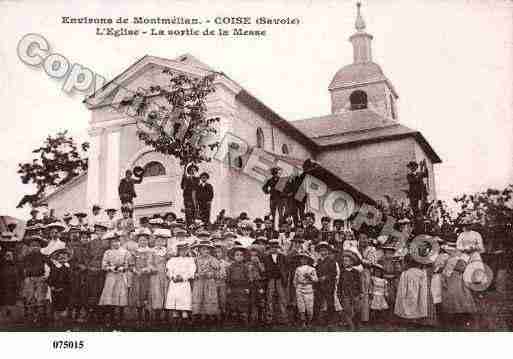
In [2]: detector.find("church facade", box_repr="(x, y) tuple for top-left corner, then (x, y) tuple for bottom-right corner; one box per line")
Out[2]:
(45, 4), (441, 222)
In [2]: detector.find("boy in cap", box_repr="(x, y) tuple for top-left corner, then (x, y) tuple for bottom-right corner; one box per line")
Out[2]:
(246, 245), (266, 326)
(226, 246), (250, 325)
(196, 172), (214, 225)
(68, 226), (90, 322)
(47, 248), (73, 326)
(105, 208), (118, 230)
(263, 215), (279, 241)
(262, 239), (289, 325)
(304, 212), (320, 246)
(319, 216), (334, 243)
(252, 218), (264, 238)
(313, 242), (337, 325)
(262, 166), (285, 226)
(337, 250), (362, 330)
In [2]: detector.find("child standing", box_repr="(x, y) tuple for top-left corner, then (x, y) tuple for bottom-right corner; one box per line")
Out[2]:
(149, 229), (171, 324)
(337, 250), (362, 330)
(47, 248), (73, 326)
(129, 232), (153, 327)
(192, 241), (220, 324)
(68, 227), (89, 322)
(166, 243), (196, 324)
(293, 252), (317, 327)
(370, 263), (389, 324)
(246, 246), (266, 325)
(213, 244), (230, 321)
(226, 246), (250, 325)
(98, 232), (130, 326)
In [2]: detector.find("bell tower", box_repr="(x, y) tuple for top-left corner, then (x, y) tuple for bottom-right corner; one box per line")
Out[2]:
(328, 2), (399, 121)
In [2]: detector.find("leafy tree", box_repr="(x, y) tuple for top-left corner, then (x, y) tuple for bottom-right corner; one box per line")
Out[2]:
(122, 69), (220, 167)
(16, 131), (89, 208)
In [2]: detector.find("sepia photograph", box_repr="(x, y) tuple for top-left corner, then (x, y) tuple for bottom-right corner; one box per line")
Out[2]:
(0, 0), (511, 339)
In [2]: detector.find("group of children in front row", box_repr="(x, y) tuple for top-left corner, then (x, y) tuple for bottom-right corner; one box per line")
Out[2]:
(0, 209), (481, 330)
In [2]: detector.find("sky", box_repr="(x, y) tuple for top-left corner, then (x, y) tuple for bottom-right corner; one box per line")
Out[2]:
(0, 0), (512, 219)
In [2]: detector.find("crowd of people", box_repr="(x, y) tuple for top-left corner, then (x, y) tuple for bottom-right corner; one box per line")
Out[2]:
(0, 198), (490, 331)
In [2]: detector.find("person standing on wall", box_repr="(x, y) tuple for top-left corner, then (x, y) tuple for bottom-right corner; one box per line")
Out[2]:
(196, 172), (214, 226)
(262, 166), (285, 228)
(118, 168), (144, 214)
(181, 163), (199, 227)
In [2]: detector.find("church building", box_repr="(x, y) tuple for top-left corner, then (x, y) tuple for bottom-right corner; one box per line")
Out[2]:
(44, 4), (441, 221)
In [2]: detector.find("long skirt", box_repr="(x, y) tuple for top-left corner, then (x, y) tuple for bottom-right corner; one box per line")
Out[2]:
(192, 278), (219, 315)
(22, 276), (48, 307)
(166, 280), (192, 311)
(86, 270), (105, 306)
(442, 273), (477, 314)
(129, 273), (151, 308)
(149, 273), (168, 310)
(99, 272), (129, 307)
(69, 270), (88, 307)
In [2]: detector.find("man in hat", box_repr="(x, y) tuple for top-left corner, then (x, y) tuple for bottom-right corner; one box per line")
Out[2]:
(319, 216), (334, 243)
(406, 160), (429, 218)
(47, 248), (73, 325)
(303, 212), (320, 245)
(313, 241), (337, 324)
(338, 250), (362, 330)
(262, 239), (289, 325)
(262, 166), (286, 227)
(74, 212), (88, 231)
(89, 204), (102, 230)
(283, 159), (315, 227)
(118, 169), (143, 209)
(261, 215), (279, 241)
(86, 223), (110, 323)
(68, 226), (90, 322)
(27, 208), (41, 228)
(196, 172), (214, 225)
(293, 251), (317, 326)
(252, 218), (264, 238)
(181, 163), (199, 227)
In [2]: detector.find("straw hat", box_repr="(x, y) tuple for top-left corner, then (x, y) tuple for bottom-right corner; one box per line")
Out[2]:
(154, 228), (171, 238)
(341, 250), (362, 265)
(228, 245), (248, 259)
(315, 241), (331, 252)
(45, 221), (66, 231)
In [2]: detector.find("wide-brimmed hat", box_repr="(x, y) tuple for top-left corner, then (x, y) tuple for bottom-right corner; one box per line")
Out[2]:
(228, 245), (247, 259)
(293, 251), (314, 265)
(268, 239), (280, 247)
(341, 250), (362, 265)
(136, 228), (152, 237)
(67, 225), (81, 233)
(192, 240), (214, 250)
(149, 217), (164, 225)
(102, 230), (121, 241)
(45, 221), (66, 231)
(199, 172), (210, 180)
(154, 228), (171, 238)
(50, 248), (73, 261)
(24, 234), (47, 246)
(62, 212), (73, 220)
(174, 228), (188, 236)
(105, 208), (117, 213)
(164, 212), (177, 220)
(74, 212), (87, 218)
(315, 241), (331, 252)
(397, 218), (412, 225)
(93, 222), (108, 231)
(223, 231), (237, 239)
(252, 236), (268, 246)
(92, 204), (102, 211)
(195, 230), (211, 238)
(253, 218), (263, 224)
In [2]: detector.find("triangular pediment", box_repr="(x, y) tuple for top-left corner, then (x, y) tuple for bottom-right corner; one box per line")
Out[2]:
(84, 54), (225, 109)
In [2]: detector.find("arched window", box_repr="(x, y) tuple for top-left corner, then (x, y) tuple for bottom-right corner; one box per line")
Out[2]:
(350, 90), (368, 110)
(281, 144), (289, 155)
(143, 161), (166, 177)
(256, 128), (265, 149)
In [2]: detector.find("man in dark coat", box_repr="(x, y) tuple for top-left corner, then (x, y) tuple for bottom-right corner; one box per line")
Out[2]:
(406, 160), (428, 218)
(118, 169), (143, 208)
(304, 212), (320, 245)
(283, 159), (315, 227)
(181, 163), (199, 227)
(262, 166), (285, 227)
(262, 240), (289, 324)
(313, 242), (338, 324)
(262, 215), (279, 241)
(196, 172), (214, 225)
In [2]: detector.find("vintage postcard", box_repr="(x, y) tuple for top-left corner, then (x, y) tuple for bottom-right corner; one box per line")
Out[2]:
(0, 0), (512, 353)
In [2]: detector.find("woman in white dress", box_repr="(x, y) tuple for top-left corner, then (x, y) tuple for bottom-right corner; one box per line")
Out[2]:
(165, 243), (196, 321)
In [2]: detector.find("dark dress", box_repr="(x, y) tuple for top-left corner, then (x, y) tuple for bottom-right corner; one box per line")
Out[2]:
(86, 238), (109, 306)
(48, 261), (72, 311)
